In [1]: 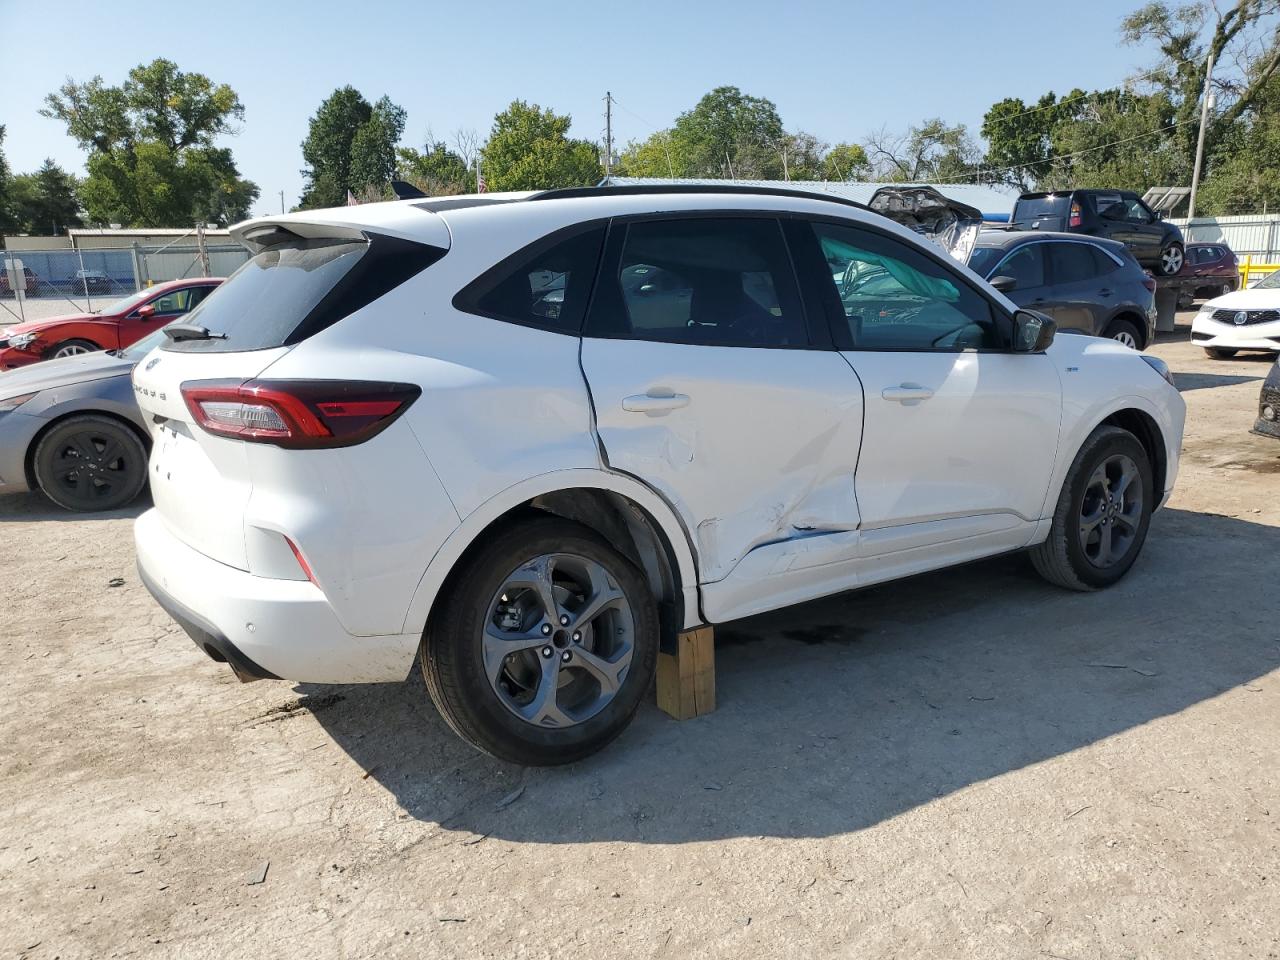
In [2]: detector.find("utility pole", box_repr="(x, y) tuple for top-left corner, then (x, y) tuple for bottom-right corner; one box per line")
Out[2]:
(603, 91), (614, 180)
(278, 190), (285, 214)
(1188, 47), (1216, 222)
(195, 222), (211, 278)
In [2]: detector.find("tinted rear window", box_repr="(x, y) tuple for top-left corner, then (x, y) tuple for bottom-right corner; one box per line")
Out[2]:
(1014, 196), (1068, 220)
(163, 235), (441, 353)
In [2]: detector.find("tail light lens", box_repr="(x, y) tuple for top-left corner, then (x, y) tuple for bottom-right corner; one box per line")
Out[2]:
(181, 379), (421, 449)
(1141, 272), (1157, 293)
(1069, 201), (1083, 228)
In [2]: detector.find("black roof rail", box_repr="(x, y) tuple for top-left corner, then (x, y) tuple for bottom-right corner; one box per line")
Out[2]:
(527, 183), (869, 211)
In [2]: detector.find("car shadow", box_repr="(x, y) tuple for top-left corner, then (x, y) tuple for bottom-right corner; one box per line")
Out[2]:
(0, 490), (152, 523)
(302, 507), (1280, 844)
(1173, 371), (1265, 392)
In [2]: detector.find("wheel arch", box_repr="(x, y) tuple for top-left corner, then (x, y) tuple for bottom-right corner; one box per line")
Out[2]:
(403, 469), (702, 642)
(1104, 310), (1151, 349)
(1098, 406), (1167, 501)
(24, 409), (152, 491)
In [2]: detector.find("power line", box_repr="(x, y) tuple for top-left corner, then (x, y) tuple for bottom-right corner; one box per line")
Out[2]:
(935, 118), (1197, 184)
(982, 56), (1202, 129)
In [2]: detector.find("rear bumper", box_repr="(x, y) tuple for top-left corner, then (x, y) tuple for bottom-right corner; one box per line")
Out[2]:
(134, 508), (420, 683)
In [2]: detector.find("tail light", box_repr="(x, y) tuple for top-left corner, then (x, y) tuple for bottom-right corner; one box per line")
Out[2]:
(181, 379), (420, 449)
(1069, 201), (1083, 228)
(1141, 272), (1157, 293)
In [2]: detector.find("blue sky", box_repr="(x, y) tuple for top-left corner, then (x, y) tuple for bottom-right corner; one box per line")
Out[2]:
(1, 0), (1169, 217)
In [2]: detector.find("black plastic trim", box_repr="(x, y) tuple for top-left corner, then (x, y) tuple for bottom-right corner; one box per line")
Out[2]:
(137, 562), (281, 682)
(530, 183), (870, 212)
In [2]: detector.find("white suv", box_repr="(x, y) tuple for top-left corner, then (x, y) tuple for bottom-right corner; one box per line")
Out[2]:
(132, 186), (1186, 765)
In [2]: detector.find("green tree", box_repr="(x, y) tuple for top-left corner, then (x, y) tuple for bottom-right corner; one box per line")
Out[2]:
(300, 88), (407, 206)
(821, 142), (870, 181)
(864, 119), (979, 182)
(397, 140), (473, 195)
(40, 58), (257, 226)
(482, 101), (601, 191)
(0, 125), (14, 232)
(9, 160), (83, 235)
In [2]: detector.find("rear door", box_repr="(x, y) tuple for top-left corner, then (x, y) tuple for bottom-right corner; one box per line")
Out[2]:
(1043, 241), (1109, 333)
(579, 215), (865, 587)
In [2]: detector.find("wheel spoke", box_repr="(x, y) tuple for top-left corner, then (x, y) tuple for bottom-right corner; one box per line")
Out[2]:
(1097, 522), (1114, 565)
(571, 564), (626, 627)
(98, 438), (124, 467)
(521, 656), (571, 727)
(506, 556), (563, 623)
(1113, 509), (1139, 533)
(71, 436), (99, 461)
(481, 624), (548, 683)
(570, 644), (631, 695)
(1113, 467), (1135, 499)
(1080, 502), (1105, 533)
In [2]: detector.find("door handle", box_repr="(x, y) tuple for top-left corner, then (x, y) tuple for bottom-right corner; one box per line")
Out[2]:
(1098, 288), (1114, 297)
(622, 392), (691, 414)
(881, 384), (934, 403)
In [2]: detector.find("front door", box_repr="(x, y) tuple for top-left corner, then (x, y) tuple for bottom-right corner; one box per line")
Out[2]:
(803, 219), (1061, 543)
(579, 216), (865, 590)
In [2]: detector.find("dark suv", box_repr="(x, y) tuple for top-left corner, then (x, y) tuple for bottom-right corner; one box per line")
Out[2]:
(968, 231), (1156, 349)
(1011, 190), (1185, 276)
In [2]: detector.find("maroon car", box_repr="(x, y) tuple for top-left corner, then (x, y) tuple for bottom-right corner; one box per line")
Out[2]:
(1181, 243), (1240, 301)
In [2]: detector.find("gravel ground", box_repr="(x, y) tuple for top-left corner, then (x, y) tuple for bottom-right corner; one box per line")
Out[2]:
(2, 316), (1278, 960)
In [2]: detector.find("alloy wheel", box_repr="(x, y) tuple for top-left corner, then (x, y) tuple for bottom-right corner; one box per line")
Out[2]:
(52, 343), (91, 358)
(1078, 454), (1143, 568)
(1112, 329), (1139, 349)
(1161, 246), (1184, 274)
(46, 430), (136, 508)
(483, 553), (635, 728)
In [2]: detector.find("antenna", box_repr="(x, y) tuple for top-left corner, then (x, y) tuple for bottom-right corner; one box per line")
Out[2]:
(603, 91), (614, 179)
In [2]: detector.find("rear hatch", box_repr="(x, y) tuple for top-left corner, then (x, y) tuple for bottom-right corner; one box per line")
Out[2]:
(1011, 193), (1071, 231)
(131, 207), (447, 570)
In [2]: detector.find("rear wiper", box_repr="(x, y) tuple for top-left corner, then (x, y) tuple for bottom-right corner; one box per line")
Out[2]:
(164, 324), (227, 342)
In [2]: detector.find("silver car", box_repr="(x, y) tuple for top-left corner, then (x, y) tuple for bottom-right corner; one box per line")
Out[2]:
(0, 327), (163, 511)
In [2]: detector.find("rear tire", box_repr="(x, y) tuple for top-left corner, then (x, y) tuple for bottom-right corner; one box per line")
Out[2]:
(32, 415), (149, 512)
(1106, 318), (1142, 349)
(1029, 426), (1153, 591)
(421, 515), (659, 766)
(1204, 347), (1237, 359)
(1157, 241), (1185, 277)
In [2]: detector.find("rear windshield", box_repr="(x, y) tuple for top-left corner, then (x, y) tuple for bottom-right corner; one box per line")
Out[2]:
(1013, 196), (1069, 220)
(163, 234), (441, 352)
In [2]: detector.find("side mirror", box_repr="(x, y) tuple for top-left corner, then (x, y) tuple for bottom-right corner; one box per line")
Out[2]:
(136, 304), (157, 319)
(1013, 309), (1056, 353)
(989, 275), (1018, 293)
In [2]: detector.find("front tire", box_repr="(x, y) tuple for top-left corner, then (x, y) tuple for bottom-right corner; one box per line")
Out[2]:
(47, 338), (99, 359)
(421, 516), (659, 766)
(1204, 347), (1237, 360)
(1029, 426), (1153, 591)
(32, 415), (149, 512)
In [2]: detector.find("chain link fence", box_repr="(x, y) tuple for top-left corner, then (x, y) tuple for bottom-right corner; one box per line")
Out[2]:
(1, 240), (249, 323)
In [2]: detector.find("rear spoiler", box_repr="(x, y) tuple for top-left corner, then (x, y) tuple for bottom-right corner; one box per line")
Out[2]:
(867, 186), (985, 264)
(230, 201), (452, 254)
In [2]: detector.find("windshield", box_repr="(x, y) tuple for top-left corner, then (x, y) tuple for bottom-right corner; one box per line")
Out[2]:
(1254, 269), (1280, 290)
(121, 324), (172, 361)
(99, 288), (153, 315)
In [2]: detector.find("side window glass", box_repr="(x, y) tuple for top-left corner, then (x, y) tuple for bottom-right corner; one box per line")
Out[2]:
(1124, 199), (1151, 223)
(150, 289), (192, 313)
(1090, 246), (1119, 274)
(812, 221), (1001, 352)
(995, 245), (1045, 289)
(1049, 243), (1100, 284)
(1095, 194), (1123, 220)
(461, 226), (606, 333)
(601, 218), (806, 348)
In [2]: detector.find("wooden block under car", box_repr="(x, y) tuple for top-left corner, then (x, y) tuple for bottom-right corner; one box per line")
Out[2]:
(656, 625), (715, 720)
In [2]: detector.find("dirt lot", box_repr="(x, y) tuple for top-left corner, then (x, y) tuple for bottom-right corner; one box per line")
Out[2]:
(2, 316), (1278, 960)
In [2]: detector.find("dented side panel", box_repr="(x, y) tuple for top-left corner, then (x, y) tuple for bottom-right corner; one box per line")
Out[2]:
(581, 337), (864, 584)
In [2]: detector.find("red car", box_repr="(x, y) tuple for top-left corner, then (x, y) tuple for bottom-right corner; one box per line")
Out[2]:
(1182, 242), (1240, 299)
(0, 278), (223, 370)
